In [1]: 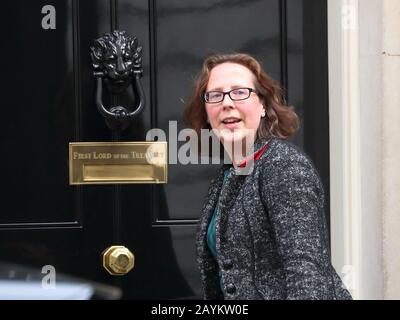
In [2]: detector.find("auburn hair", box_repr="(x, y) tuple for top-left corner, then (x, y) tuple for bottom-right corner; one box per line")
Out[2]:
(183, 53), (299, 141)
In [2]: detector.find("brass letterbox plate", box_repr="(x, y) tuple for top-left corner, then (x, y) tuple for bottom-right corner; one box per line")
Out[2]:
(69, 142), (167, 185)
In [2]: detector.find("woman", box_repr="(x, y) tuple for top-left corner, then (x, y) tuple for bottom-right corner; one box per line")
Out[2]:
(184, 53), (352, 300)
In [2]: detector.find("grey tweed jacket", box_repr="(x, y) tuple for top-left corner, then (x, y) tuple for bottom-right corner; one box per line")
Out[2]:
(196, 137), (353, 300)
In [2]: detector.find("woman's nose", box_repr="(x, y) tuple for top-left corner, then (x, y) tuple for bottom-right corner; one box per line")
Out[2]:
(222, 93), (234, 108)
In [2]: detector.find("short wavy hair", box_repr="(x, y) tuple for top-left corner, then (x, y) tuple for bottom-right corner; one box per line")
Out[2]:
(183, 53), (299, 141)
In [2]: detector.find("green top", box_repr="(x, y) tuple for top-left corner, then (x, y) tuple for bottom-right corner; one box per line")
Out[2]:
(206, 169), (229, 258)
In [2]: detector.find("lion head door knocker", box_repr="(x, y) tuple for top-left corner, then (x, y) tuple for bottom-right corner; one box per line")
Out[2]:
(90, 30), (145, 132)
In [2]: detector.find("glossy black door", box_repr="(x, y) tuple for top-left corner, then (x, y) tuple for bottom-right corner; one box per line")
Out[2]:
(0, 0), (329, 299)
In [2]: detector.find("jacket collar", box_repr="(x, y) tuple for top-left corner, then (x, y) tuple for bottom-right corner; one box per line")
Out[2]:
(222, 137), (272, 171)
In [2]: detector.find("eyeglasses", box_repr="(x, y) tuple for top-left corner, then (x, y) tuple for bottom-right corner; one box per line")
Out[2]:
(203, 87), (257, 104)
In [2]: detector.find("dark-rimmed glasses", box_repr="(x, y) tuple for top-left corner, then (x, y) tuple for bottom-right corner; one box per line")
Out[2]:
(203, 88), (257, 104)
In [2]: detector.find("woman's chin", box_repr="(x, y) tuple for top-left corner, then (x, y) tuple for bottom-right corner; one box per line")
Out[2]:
(217, 127), (256, 145)
(218, 129), (246, 145)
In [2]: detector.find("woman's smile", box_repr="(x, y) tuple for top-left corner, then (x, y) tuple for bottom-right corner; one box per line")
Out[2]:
(220, 116), (243, 130)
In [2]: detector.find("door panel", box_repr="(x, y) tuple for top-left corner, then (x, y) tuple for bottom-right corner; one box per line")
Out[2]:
(0, 0), (329, 299)
(2, 0), (75, 224)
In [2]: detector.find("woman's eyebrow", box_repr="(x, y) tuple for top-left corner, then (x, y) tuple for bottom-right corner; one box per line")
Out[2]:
(207, 84), (249, 91)
(207, 86), (223, 91)
(231, 84), (249, 89)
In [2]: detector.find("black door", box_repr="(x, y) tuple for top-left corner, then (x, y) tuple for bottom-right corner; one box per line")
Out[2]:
(0, 0), (328, 299)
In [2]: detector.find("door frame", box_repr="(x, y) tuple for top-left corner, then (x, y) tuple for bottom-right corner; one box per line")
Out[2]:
(327, 0), (383, 299)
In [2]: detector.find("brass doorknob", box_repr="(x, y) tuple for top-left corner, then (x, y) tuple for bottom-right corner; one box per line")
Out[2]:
(102, 245), (135, 276)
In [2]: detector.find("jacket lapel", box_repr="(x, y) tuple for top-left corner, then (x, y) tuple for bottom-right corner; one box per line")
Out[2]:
(196, 166), (226, 292)
(216, 169), (245, 243)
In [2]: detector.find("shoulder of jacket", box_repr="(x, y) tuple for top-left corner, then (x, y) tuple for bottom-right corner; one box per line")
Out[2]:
(256, 138), (325, 201)
(258, 138), (317, 175)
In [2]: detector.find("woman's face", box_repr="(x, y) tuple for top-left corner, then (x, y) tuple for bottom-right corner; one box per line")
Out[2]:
(205, 62), (264, 145)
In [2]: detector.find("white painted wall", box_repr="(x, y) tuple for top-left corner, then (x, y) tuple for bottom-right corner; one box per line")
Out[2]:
(359, 0), (383, 300)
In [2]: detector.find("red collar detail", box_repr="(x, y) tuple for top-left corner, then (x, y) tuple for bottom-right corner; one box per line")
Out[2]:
(237, 142), (270, 168)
